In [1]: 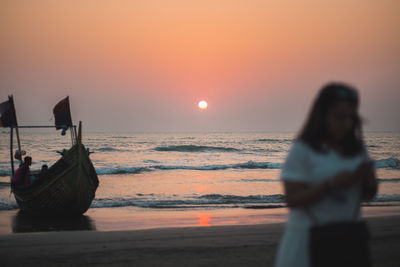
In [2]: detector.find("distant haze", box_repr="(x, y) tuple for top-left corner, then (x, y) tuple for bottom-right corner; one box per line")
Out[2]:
(1, 0), (399, 132)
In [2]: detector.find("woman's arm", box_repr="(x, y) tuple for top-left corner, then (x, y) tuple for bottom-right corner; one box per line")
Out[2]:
(284, 171), (360, 208)
(356, 162), (378, 201)
(284, 181), (330, 208)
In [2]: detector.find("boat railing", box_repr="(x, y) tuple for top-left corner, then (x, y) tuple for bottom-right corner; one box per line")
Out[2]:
(9, 125), (78, 180)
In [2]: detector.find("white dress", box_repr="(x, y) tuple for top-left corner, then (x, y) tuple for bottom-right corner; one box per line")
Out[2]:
(275, 140), (369, 267)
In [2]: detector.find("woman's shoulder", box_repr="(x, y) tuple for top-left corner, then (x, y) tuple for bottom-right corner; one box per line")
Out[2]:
(281, 139), (314, 181)
(283, 139), (318, 167)
(289, 139), (314, 155)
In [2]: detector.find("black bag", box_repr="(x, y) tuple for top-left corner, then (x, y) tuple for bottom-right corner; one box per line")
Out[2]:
(310, 220), (371, 267)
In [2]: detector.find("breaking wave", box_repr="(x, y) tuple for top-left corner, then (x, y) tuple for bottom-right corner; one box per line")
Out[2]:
(154, 145), (240, 152)
(2, 193), (400, 211)
(378, 178), (400, 182)
(375, 158), (400, 169)
(153, 161), (281, 171)
(90, 194), (285, 209)
(256, 138), (292, 143)
(96, 167), (152, 175)
(371, 194), (400, 203)
(89, 193), (400, 209)
(240, 178), (280, 182)
(0, 181), (11, 187)
(94, 147), (131, 152)
(94, 161), (280, 175)
(198, 194), (284, 203)
(0, 170), (10, 177)
(0, 200), (18, 210)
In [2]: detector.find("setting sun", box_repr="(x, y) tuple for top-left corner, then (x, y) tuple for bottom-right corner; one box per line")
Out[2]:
(198, 100), (208, 110)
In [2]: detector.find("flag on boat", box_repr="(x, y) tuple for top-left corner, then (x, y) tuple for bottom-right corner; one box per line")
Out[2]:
(53, 96), (72, 130)
(0, 95), (17, 127)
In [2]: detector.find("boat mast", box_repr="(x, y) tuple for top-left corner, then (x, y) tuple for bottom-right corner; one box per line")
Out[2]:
(13, 96), (23, 165)
(74, 125), (78, 144)
(9, 127), (14, 179)
(14, 126), (22, 164)
(8, 95), (21, 184)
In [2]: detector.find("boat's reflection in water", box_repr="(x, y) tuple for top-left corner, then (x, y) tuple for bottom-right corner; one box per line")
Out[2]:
(12, 211), (96, 233)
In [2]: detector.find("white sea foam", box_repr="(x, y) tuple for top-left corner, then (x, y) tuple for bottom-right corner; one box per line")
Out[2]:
(96, 167), (152, 175)
(375, 158), (400, 169)
(154, 145), (240, 152)
(153, 161), (281, 171)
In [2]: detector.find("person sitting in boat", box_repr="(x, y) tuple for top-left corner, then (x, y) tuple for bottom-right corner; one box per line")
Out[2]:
(12, 156), (32, 187)
(41, 164), (48, 173)
(36, 164), (48, 180)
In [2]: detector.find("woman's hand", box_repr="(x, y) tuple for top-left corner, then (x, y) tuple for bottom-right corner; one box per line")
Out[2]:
(284, 161), (378, 208)
(330, 161), (377, 200)
(331, 171), (359, 189)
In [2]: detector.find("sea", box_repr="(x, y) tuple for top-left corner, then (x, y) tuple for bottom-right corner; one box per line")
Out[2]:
(1, 131), (400, 212)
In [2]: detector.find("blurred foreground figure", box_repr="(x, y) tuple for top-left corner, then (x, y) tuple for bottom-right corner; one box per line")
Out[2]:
(275, 83), (377, 267)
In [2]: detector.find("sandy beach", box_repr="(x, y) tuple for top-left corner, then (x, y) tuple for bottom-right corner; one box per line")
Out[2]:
(1, 212), (399, 267)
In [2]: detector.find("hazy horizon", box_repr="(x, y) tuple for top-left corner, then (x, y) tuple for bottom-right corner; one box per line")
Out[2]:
(1, 1), (399, 132)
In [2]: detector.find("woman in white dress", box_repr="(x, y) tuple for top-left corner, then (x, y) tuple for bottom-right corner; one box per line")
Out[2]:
(275, 83), (377, 267)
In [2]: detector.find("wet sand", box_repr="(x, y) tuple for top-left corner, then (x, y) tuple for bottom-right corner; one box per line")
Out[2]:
(1, 214), (400, 267)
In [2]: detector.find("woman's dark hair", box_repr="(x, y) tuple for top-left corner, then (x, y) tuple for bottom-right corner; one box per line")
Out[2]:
(298, 82), (364, 156)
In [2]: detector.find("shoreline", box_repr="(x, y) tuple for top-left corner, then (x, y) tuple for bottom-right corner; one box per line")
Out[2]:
(0, 214), (399, 266)
(1, 205), (400, 234)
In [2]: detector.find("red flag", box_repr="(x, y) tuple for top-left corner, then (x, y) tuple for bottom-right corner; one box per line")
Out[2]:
(53, 96), (72, 130)
(0, 95), (17, 127)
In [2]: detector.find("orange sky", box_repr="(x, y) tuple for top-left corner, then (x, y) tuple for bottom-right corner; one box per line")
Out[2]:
(1, 0), (399, 131)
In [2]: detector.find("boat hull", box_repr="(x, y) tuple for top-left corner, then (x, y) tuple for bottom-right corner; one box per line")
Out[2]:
(13, 143), (99, 215)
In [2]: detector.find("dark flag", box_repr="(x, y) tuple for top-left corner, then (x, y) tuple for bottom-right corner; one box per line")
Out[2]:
(0, 95), (17, 127)
(53, 96), (72, 130)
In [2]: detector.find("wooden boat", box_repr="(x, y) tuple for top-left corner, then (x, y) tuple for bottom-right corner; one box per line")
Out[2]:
(1, 95), (99, 215)
(12, 122), (99, 215)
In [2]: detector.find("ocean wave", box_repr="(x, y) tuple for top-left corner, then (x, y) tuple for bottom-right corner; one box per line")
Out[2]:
(2, 193), (400, 211)
(90, 194), (285, 209)
(88, 193), (400, 209)
(256, 138), (292, 143)
(0, 200), (18, 210)
(244, 205), (286, 209)
(240, 178), (280, 182)
(154, 145), (240, 152)
(378, 178), (400, 182)
(0, 181), (11, 187)
(198, 194), (284, 203)
(111, 136), (131, 139)
(251, 148), (281, 153)
(96, 167), (152, 175)
(371, 194), (400, 203)
(143, 159), (161, 164)
(5, 157), (397, 178)
(94, 147), (131, 152)
(154, 161), (281, 171)
(375, 158), (400, 169)
(93, 161), (281, 175)
(0, 170), (10, 177)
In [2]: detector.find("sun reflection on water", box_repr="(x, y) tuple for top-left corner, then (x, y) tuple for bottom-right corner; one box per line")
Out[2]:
(197, 213), (211, 226)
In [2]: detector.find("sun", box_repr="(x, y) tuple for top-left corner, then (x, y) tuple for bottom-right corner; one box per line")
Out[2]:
(198, 100), (208, 110)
